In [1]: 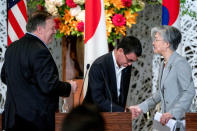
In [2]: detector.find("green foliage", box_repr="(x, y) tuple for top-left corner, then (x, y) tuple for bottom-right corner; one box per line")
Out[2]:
(107, 32), (122, 46)
(55, 31), (64, 39)
(140, 0), (197, 20)
(27, 0), (45, 10)
(180, 0), (186, 3)
(180, 0), (197, 20)
(141, 0), (161, 4)
(58, 4), (70, 17)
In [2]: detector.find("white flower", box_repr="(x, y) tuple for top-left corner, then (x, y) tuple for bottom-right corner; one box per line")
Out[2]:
(45, 0), (63, 16)
(45, 2), (58, 16)
(76, 10), (85, 22)
(54, 0), (63, 7)
(45, 0), (63, 7)
(73, 0), (85, 5)
(70, 5), (81, 17)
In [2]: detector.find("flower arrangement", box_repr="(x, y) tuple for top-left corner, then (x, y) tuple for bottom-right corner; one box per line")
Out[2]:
(104, 0), (145, 45)
(44, 0), (85, 38)
(28, 0), (145, 46)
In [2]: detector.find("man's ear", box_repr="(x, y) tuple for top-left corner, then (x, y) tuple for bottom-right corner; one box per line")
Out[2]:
(117, 48), (124, 53)
(36, 26), (42, 34)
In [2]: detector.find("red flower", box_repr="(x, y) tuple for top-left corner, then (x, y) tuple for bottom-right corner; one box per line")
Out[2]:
(121, 0), (132, 7)
(77, 22), (84, 32)
(54, 18), (61, 30)
(37, 4), (44, 11)
(112, 14), (126, 27)
(66, 0), (77, 8)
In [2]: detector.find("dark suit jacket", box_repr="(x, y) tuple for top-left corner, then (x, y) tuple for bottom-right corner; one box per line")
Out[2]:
(83, 52), (131, 112)
(1, 33), (71, 131)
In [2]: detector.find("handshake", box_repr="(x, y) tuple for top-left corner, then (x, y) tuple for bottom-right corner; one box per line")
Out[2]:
(127, 105), (142, 120)
(68, 80), (78, 93)
(127, 105), (173, 125)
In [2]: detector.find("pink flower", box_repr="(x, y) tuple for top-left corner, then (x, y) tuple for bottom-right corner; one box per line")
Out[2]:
(66, 0), (77, 8)
(112, 14), (126, 27)
(121, 0), (132, 7)
(77, 22), (84, 32)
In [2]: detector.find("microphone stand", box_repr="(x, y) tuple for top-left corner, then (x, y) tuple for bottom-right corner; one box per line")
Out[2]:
(79, 64), (90, 105)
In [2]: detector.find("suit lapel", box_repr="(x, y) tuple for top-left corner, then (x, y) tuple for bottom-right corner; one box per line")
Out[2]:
(107, 53), (118, 99)
(160, 64), (171, 88)
(158, 58), (165, 100)
(119, 68), (128, 104)
(160, 52), (177, 89)
(158, 60), (164, 89)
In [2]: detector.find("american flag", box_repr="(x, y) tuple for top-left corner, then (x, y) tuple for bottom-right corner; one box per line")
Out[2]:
(8, 0), (27, 46)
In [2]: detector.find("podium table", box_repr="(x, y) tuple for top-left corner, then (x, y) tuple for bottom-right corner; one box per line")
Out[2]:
(186, 113), (197, 131)
(55, 112), (132, 131)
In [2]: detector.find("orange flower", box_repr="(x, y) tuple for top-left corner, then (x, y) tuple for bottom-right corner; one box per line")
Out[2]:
(106, 19), (114, 37)
(63, 9), (74, 24)
(105, 8), (115, 18)
(125, 11), (138, 28)
(59, 23), (71, 35)
(110, 0), (124, 10)
(69, 20), (78, 31)
(115, 26), (126, 36)
(105, 7), (117, 37)
(104, 0), (111, 6)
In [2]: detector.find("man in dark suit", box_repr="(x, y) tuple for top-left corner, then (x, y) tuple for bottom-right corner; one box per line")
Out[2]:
(1, 11), (77, 131)
(83, 36), (142, 112)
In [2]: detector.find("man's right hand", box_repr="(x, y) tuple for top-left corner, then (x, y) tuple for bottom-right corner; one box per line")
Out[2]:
(128, 105), (142, 120)
(69, 80), (77, 93)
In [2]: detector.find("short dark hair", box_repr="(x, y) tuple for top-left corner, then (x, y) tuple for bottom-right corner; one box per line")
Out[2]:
(26, 11), (53, 32)
(117, 36), (142, 57)
(61, 104), (105, 131)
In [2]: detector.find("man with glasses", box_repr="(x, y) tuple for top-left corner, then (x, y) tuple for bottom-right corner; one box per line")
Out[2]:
(83, 36), (142, 112)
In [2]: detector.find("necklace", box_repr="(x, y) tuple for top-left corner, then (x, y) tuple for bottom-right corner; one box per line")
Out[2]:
(164, 60), (168, 65)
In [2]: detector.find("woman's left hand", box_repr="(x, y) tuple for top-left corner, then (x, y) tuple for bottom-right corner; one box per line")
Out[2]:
(160, 112), (173, 125)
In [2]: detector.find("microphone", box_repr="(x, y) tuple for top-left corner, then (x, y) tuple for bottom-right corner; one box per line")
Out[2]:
(79, 64), (90, 105)
(101, 71), (113, 112)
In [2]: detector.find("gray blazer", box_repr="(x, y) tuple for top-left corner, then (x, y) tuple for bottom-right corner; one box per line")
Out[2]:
(139, 52), (195, 120)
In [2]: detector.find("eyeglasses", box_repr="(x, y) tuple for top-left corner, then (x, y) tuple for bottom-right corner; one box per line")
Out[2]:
(153, 39), (164, 42)
(124, 54), (135, 63)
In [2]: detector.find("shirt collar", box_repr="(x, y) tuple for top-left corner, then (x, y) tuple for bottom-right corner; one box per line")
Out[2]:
(112, 51), (125, 72)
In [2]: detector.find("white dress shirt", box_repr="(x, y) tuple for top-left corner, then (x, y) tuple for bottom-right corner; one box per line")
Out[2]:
(112, 51), (125, 97)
